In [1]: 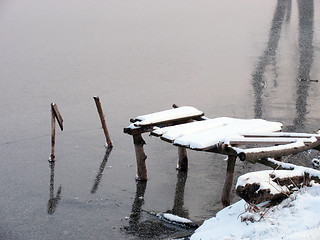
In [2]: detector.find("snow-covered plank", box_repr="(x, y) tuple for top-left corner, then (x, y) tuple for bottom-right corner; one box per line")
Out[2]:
(243, 132), (320, 139)
(228, 136), (316, 146)
(235, 137), (320, 162)
(132, 106), (204, 127)
(154, 118), (283, 150)
(152, 117), (238, 141)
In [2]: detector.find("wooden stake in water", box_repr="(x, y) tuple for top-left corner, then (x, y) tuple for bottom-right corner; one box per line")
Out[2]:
(93, 96), (113, 147)
(50, 103), (63, 162)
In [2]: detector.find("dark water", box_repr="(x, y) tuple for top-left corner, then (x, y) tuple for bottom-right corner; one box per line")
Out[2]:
(0, 0), (319, 239)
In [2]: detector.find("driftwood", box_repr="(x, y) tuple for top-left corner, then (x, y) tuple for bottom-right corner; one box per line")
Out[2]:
(236, 174), (309, 205)
(256, 158), (320, 184)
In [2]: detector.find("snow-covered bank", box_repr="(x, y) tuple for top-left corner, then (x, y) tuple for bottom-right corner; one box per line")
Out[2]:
(191, 183), (320, 240)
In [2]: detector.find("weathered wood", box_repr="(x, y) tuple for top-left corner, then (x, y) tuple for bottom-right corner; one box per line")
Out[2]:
(229, 137), (316, 146)
(50, 108), (56, 161)
(256, 158), (320, 184)
(236, 170), (312, 205)
(238, 139), (320, 163)
(93, 96), (113, 147)
(51, 103), (63, 131)
(177, 147), (188, 171)
(243, 132), (320, 139)
(133, 134), (148, 181)
(221, 155), (237, 207)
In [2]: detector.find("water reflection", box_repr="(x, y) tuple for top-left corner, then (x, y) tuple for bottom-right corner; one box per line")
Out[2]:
(123, 171), (192, 238)
(252, 0), (292, 118)
(47, 161), (62, 214)
(91, 146), (113, 194)
(252, 0), (315, 131)
(128, 181), (147, 231)
(291, 0), (314, 131)
(166, 170), (189, 219)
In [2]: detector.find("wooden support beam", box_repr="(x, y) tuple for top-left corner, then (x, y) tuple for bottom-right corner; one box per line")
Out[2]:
(238, 139), (320, 163)
(133, 134), (148, 181)
(229, 137), (316, 146)
(221, 155), (237, 207)
(177, 147), (188, 171)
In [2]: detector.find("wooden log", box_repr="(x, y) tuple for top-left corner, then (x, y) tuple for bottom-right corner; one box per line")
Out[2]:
(221, 155), (237, 207)
(93, 96), (113, 147)
(229, 137), (316, 146)
(177, 147), (188, 171)
(238, 139), (320, 163)
(133, 134), (148, 181)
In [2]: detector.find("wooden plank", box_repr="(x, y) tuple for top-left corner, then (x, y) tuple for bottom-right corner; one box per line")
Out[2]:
(133, 115), (204, 128)
(237, 139), (320, 162)
(229, 137), (316, 146)
(133, 106), (204, 127)
(51, 103), (63, 131)
(243, 132), (320, 139)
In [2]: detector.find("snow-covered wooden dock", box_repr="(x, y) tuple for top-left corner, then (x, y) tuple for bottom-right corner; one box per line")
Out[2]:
(124, 106), (320, 206)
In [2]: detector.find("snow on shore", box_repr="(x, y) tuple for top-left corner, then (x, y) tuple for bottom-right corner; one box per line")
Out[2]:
(191, 182), (320, 240)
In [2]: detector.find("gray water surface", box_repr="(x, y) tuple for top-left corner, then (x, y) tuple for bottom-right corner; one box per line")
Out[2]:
(1, 0), (319, 239)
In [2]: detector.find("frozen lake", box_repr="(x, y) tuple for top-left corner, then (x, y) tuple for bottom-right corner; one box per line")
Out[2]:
(0, 0), (319, 239)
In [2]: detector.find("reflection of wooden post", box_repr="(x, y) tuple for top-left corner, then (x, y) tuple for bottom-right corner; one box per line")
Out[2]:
(91, 146), (113, 194)
(177, 147), (188, 171)
(50, 103), (63, 162)
(93, 96), (113, 147)
(133, 134), (147, 181)
(221, 155), (237, 207)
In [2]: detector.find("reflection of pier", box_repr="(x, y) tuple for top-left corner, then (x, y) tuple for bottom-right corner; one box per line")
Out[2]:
(129, 181), (147, 230)
(91, 147), (113, 194)
(47, 161), (62, 214)
(291, 0), (314, 131)
(124, 172), (191, 238)
(167, 170), (189, 219)
(252, 0), (315, 132)
(252, 0), (292, 119)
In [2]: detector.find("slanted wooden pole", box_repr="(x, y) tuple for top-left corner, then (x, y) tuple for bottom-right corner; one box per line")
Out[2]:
(50, 108), (56, 161)
(93, 96), (113, 147)
(50, 103), (63, 162)
(221, 155), (237, 207)
(177, 147), (188, 171)
(133, 134), (147, 181)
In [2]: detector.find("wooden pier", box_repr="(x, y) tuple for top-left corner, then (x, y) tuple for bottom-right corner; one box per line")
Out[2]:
(124, 105), (320, 207)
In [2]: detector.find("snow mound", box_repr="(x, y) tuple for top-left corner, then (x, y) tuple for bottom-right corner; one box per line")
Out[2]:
(191, 183), (320, 240)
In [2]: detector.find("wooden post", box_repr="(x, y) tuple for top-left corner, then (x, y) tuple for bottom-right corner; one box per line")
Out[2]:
(50, 108), (56, 161)
(172, 104), (189, 171)
(177, 147), (188, 171)
(93, 96), (113, 147)
(221, 155), (237, 207)
(133, 134), (148, 181)
(50, 103), (63, 162)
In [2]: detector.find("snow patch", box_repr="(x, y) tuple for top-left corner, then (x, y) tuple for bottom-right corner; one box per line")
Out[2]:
(191, 183), (320, 240)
